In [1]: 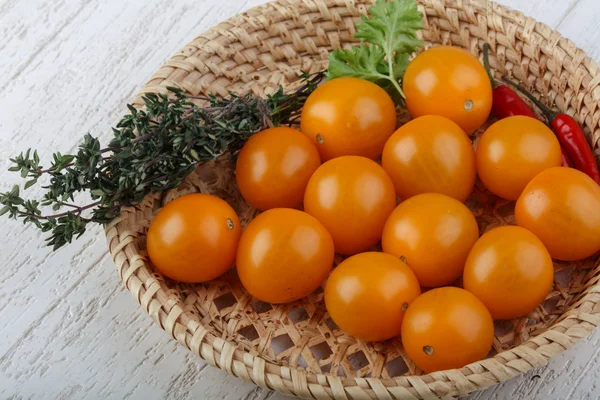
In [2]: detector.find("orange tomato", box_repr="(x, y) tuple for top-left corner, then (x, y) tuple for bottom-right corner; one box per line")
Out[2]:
(382, 115), (476, 201)
(324, 252), (421, 342)
(382, 193), (479, 287)
(147, 194), (241, 283)
(401, 287), (494, 373)
(476, 116), (561, 200)
(236, 127), (321, 211)
(236, 208), (334, 303)
(300, 77), (397, 161)
(515, 167), (600, 261)
(304, 156), (396, 255)
(403, 46), (492, 133)
(463, 226), (554, 320)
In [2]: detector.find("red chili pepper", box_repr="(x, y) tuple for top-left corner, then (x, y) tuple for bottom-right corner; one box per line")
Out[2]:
(561, 147), (573, 168)
(491, 85), (537, 119)
(483, 45), (538, 120)
(482, 44), (573, 167)
(504, 77), (600, 185)
(552, 115), (599, 182)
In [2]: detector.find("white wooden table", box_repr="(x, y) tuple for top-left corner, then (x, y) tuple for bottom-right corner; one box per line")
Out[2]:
(1, 0), (599, 399)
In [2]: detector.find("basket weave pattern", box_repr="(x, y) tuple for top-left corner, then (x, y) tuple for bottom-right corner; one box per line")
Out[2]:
(106, 0), (600, 398)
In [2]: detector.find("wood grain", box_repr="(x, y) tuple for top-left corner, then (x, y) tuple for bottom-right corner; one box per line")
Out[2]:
(1, 0), (599, 399)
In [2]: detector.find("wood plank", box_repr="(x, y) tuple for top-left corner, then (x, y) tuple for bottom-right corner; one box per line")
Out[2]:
(0, 0), (263, 399)
(553, 0), (600, 60)
(0, 0), (597, 399)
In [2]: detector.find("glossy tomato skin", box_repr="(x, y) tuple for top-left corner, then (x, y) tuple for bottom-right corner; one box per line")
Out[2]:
(515, 167), (600, 261)
(324, 252), (421, 342)
(403, 46), (492, 133)
(236, 127), (321, 211)
(304, 156), (397, 255)
(382, 193), (479, 287)
(382, 115), (476, 201)
(147, 194), (241, 283)
(463, 226), (554, 320)
(300, 77), (397, 161)
(236, 208), (334, 303)
(476, 116), (562, 200)
(401, 287), (494, 373)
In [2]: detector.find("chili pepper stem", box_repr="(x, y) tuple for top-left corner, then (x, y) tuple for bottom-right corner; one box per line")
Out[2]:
(502, 76), (557, 122)
(482, 43), (498, 88)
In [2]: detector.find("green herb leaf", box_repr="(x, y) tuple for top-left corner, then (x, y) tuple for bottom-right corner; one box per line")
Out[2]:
(0, 71), (324, 250)
(24, 179), (38, 190)
(326, 0), (423, 99)
(327, 45), (388, 84)
(354, 0), (423, 55)
(90, 189), (104, 197)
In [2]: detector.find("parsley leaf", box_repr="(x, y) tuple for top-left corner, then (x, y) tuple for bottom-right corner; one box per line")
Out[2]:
(326, 0), (423, 100)
(327, 44), (388, 85)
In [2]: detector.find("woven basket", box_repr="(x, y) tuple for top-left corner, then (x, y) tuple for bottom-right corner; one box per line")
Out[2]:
(105, 0), (600, 398)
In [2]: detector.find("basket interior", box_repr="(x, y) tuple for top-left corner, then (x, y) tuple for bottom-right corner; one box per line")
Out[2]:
(130, 130), (599, 380)
(111, 0), (600, 386)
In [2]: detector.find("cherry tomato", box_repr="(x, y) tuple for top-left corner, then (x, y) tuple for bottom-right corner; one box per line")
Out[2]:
(464, 226), (554, 320)
(515, 167), (600, 261)
(324, 252), (421, 342)
(304, 156), (396, 255)
(236, 127), (321, 211)
(401, 287), (494, 373)
(382, 193), (479, 287)
(382, 115), (476, 201)
(236, 208), (334, 303)
(476, 116), (561, 200)
(147, 194), (241, 283)
(300, 77), (397, 161)
(403, 46), (492, 133)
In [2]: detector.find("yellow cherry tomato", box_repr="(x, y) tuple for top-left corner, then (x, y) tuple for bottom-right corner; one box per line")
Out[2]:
(304, 156), (397, 255)
(403, 46), (493, 133)
(236, 208), (334, 303)
(236, 127), (321, 211)
(324, 252), (421, 342)
(382, 193), (479, 287)
(382, 115), (476, 201)
(147, 194), (241, 283)
(463, 226), (554, 320)
(401, 287), (494, 373)
(476, 116), (561, 200)
(300, 77), (397, 161)
(515, 167), (600, 261)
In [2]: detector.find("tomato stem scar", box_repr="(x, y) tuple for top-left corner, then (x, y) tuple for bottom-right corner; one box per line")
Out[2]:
(226, 218), (235, 230)
(423, 345), (434, 356)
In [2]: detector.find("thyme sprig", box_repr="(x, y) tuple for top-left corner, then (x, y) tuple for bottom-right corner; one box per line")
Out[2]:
(1, 71), (324, 250)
